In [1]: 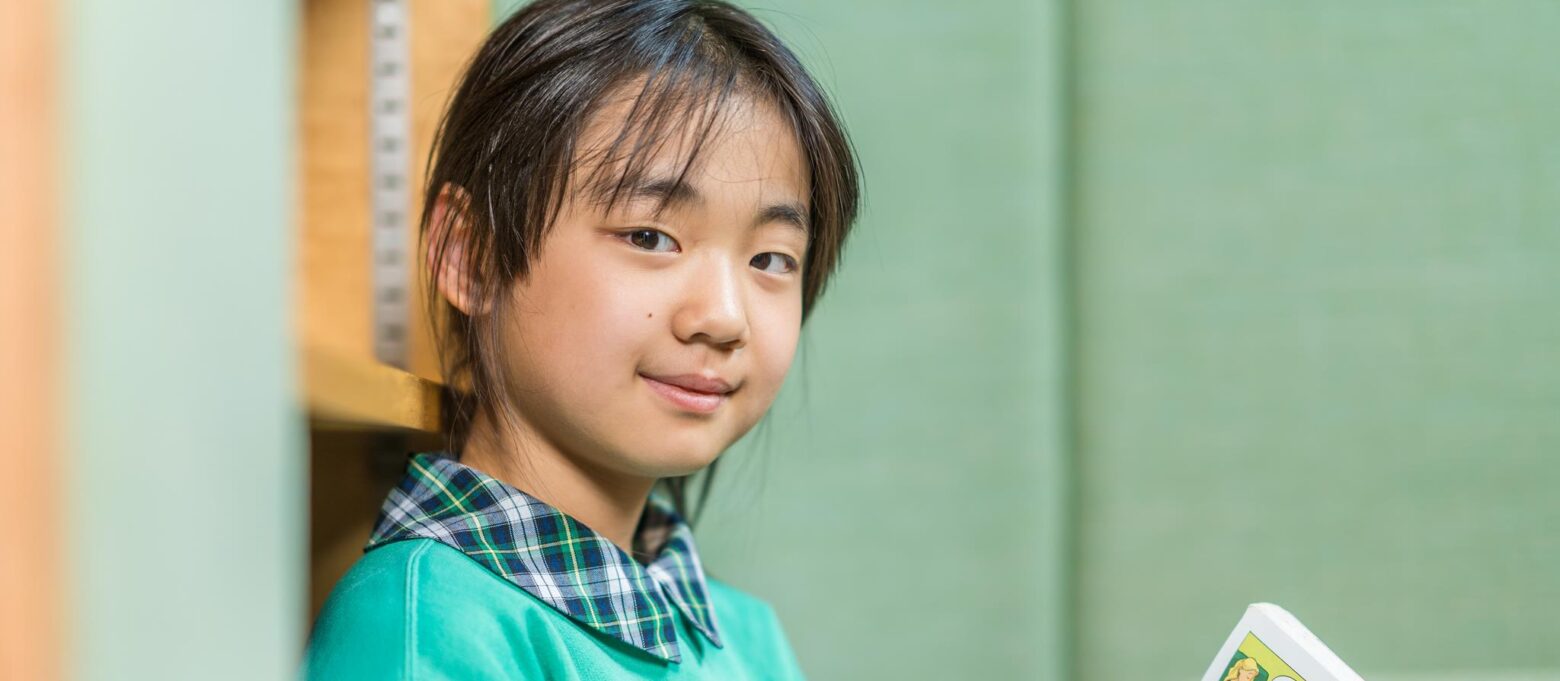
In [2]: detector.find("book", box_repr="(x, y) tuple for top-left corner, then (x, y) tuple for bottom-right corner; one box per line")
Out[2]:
(1201, 603), (1364, 681)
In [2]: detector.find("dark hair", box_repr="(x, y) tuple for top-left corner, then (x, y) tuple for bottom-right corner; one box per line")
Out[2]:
(420, 0), (860, 527)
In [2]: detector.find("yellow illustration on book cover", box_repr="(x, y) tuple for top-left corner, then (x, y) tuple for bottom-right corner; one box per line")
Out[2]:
(1217, 632), (1308, 681)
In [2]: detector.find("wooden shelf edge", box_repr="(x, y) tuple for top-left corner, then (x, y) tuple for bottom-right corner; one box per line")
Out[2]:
(303, 343), (444, 433)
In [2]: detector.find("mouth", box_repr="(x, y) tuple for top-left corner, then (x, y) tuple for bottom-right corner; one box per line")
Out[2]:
(639, 373), (736, 414)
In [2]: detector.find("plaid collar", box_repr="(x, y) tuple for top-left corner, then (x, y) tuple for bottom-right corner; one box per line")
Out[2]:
(366, 452), (724, 664)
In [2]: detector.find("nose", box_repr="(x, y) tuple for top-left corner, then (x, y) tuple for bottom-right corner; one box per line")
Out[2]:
(671, 252), (749, 350)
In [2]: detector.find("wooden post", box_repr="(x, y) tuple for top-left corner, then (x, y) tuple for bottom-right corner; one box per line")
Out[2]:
(0, 0), (63, 678)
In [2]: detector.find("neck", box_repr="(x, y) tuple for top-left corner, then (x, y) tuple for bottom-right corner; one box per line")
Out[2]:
(458, 407), (656, 557)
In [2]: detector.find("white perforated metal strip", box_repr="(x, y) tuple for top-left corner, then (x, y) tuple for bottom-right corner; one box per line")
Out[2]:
(370, 0), (411, 367)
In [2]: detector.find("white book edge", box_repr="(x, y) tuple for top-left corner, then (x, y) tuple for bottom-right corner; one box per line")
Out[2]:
(1200, 603), (1364, 681)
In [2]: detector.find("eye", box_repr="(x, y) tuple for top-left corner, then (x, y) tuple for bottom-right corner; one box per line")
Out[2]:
(751, 252), (799, 275)
(620, 228), (678, 253)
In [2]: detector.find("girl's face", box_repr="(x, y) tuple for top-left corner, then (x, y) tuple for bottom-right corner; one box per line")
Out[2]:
(469, 90), (809, 480)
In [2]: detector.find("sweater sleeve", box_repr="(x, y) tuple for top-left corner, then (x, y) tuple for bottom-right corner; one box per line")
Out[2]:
(301, 539), (562, 681)
(300, 542), (417, 681)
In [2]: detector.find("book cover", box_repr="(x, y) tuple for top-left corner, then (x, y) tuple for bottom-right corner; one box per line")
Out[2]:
(1201, 603), (1364, 681)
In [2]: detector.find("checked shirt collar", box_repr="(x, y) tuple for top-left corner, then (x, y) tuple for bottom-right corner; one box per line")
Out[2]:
(366, 451), (724, 664)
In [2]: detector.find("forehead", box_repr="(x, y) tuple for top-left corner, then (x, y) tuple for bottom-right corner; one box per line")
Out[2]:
(569, 79), (810, 212)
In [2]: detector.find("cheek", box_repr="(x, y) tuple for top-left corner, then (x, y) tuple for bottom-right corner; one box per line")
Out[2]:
(743, 297), (803, 406)
(508, 252), (650, 408)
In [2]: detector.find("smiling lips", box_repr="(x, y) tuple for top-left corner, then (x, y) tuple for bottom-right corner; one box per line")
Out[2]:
(639, 373), (736, 414)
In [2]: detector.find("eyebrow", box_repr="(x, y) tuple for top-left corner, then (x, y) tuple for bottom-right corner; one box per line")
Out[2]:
(594, 172), (810, 236)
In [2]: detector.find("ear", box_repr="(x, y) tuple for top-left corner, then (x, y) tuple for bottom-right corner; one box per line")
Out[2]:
(426, 182), (491, 316)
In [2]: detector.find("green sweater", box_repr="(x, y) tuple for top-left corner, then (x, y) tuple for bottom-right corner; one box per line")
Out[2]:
(302, 538), (807, 680)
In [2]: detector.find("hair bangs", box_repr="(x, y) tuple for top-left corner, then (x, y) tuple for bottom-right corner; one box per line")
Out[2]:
(571, 42), (750, 225)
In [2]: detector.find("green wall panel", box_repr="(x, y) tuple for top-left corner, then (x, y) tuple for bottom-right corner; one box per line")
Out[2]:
(1072, 2), (1560, 679)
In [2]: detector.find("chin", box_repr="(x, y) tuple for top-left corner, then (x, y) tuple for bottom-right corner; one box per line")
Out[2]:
(603, 409), (741, 478)
(618, 440), (723, 479)
(640, 451), (721, 478)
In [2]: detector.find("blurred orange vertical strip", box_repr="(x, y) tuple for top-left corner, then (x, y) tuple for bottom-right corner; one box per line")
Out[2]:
(0, 0), (63, 679)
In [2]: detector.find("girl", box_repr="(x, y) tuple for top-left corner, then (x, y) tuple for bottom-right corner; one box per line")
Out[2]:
(302, 0), (859, 678)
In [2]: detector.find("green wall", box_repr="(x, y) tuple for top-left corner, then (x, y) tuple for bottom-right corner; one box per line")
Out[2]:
(1071, 3), (1560, 679)
(66, 2), (303, 680)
